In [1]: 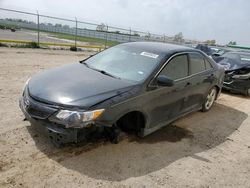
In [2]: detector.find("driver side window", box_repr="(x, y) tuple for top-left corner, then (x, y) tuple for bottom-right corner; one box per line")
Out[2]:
(160, 54), (189, 80)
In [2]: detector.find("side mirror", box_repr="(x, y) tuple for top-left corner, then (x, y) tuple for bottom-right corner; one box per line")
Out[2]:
(212, 53), (220, 57)
(156, 75), (174, 87)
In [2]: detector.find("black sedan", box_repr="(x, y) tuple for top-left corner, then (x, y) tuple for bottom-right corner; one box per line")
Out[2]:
(214, 51), (250, 96)
(20, 42), (224, 145)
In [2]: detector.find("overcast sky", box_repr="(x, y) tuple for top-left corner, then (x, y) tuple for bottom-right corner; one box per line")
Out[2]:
(1, 0), (250, 46)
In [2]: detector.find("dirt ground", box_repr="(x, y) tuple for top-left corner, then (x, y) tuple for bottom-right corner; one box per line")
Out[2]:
(0, 47), (250, 188)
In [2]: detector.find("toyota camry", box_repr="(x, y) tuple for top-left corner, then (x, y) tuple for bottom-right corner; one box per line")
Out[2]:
(20, 42), (225, 145)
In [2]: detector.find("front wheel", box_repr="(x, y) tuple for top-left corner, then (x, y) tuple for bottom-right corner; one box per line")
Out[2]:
(201, 87), (217, 112)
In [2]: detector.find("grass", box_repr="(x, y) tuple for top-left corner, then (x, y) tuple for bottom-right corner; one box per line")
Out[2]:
(0, 42), (8, 47)
(0, 39), (103, 51)
(48, 31), (119, 47)
(0, 23), (119, 47)
(12, 42), (40, 48)
(0, 23), (20, 30)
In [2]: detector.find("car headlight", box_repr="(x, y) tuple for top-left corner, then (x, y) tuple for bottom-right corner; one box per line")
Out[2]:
(22, 77), (30, 94)
(49, 109), (105, 128)
(22, 78), (30, 95)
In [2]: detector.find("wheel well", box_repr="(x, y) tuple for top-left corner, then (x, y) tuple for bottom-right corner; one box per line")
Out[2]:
(116, 111), (146, 134)
(214, 85), (220, 99)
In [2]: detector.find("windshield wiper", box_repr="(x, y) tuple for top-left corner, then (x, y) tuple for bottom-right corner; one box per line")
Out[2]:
(80, 61), (120, 79)
(81, 61), (90, 67)
(97, 69), (121, 79)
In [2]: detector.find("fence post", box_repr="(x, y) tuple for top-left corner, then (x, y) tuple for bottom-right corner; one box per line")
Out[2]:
(36, 10), (40, 46)
(75, 17), (77, 49)
(129, 28), (131, 42)
(105, 25), (108, 49)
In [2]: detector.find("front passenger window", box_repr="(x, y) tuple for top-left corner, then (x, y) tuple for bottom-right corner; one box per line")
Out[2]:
(160, 54), (188, 80)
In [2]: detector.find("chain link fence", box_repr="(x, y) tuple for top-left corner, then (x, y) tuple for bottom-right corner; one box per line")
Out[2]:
(0, 7), (192, 50)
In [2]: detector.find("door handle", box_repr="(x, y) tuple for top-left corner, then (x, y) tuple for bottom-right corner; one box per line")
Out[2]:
(185, 82), (191, 87)
(208, 74), (214, 78)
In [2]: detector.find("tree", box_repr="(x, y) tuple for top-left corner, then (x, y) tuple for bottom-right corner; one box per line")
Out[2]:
(63, 25), (70, 29)
(55, 23), (62, 27)
(145, 32), (151, 40)
(174, 32), (184, 43)
(228, 41), (237, 45)
(96, 23), (107, 31)
(205, 40), (216, 46)
(133, 31), (140, 37)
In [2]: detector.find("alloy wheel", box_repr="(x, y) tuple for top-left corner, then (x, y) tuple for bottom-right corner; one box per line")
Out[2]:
(205, 88), (216, 110)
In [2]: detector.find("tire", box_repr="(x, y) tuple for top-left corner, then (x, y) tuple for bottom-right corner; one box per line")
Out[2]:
(247, 88), (250, 97)
(201, 87), (217, 112)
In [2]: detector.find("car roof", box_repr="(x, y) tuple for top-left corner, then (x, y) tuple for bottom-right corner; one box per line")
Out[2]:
(120, 42), (198, 55)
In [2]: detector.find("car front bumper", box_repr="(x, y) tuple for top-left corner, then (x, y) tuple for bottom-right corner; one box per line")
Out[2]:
(223, 79), (250, 96)
(19, 95), (98, 145)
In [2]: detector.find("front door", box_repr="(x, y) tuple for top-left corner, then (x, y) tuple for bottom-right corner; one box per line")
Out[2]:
(146, 54), (190, 128)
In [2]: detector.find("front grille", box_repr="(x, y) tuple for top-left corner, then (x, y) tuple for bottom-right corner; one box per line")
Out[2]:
(22, 88), (58, 119)
(224, 74), (232, 83)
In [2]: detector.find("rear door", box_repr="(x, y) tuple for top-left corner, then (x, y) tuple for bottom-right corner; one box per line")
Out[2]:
(183, 52), (215, 112)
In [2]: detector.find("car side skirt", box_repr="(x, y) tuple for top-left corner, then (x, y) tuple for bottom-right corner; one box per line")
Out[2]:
(141, 106), (202, 137)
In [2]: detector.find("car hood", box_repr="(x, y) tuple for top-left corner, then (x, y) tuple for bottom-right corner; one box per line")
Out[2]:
(217, 57), (250, 71)
(28, 63), (136, 108)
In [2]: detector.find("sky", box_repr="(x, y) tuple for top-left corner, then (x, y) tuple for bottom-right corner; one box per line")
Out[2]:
(0, 0), (250, 46)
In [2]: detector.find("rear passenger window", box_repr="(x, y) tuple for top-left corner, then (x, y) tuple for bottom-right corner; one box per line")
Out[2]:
(189, 53), (206, 74)
(205, 59), (213, 69)
(160, 54), (188, 80)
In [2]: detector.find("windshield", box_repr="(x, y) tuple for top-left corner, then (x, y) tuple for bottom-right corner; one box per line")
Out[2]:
(222, 52), (250, 63)
(83, 45), (163, 82)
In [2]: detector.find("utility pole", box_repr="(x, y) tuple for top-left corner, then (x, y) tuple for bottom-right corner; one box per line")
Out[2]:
(37, 10), (40, 46)
(129, 27), (131, 42)
(105, 25), (108, 49)
(75, 17), (77, 49)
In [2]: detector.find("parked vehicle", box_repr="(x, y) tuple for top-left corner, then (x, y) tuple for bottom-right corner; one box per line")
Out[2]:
(10, 28), (16, 32)
(195, 44), (213, 56)
(214, 51), (250, 96)
(19, 42), (225, 145)
(211, 48), (231, 60)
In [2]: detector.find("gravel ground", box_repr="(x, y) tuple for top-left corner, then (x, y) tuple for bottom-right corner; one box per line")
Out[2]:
(0, 47), (250, 188)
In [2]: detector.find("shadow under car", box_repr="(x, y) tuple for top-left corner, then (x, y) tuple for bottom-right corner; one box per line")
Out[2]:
(26, 103), (247, 181)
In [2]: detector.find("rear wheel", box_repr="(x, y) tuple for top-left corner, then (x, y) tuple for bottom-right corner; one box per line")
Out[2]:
(201, 87), (217, 112)
(247, 88), (250, 96)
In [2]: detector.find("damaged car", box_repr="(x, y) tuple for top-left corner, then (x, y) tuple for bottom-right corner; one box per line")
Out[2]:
(20, 42), (224, 146)
(214, 51), (250, 96)
(195, 44), (213, 56)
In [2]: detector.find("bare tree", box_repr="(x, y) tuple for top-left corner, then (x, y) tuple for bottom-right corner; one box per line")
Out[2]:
(174, 32), (184, 43)
(96, 23), (107, 31)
